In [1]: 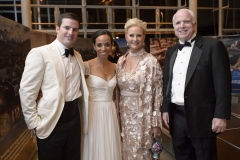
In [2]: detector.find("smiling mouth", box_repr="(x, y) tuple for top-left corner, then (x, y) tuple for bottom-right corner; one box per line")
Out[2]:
(100, 52), (108, 55)
(179, 30), (188, 33)
(131, 42), (139, 45)
(66, 37), (73, 40)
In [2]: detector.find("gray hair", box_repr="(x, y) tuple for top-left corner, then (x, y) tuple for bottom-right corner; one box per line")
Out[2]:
(172, 9), (196, 27)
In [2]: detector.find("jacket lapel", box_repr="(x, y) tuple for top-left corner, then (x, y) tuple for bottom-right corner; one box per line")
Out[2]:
(48, 40), (66, 98)
(74, 51), (89, 134)
(185, 36), (203, 87)
(166, 49), (178, 97)
(74, 51), (85, 74)
(74, 51), (89, 98)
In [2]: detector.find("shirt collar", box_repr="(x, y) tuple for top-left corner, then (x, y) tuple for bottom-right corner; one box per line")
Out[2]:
(179, 33), (196, 44)
(55, 39), (69, 56)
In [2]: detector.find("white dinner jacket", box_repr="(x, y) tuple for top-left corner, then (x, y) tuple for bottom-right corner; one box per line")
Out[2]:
(19, 40), (89, 139)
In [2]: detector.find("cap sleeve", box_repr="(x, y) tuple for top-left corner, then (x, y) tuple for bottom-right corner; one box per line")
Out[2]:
(83, 61), (90, 76)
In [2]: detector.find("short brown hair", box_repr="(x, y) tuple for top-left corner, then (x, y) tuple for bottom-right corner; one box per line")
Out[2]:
(57, 12), (80, 28)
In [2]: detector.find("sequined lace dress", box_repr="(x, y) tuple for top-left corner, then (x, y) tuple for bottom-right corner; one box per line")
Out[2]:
(117, 52), (163, 160)
(118, 67), (152, 160)
(118, 69), (151, 160)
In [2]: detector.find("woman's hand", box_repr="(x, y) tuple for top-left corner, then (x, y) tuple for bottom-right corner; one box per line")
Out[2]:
(152, 127), (161, 138)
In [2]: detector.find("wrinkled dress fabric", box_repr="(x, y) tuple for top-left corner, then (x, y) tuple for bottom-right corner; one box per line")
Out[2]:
(82, 63), (122, 160)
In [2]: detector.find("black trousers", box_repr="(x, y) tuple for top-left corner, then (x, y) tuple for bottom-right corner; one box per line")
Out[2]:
(171, 104), (217, 160)
(37, 99), (80, 160)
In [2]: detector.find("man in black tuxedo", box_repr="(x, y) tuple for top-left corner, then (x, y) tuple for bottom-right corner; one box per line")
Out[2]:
(162, 9), (231, 160)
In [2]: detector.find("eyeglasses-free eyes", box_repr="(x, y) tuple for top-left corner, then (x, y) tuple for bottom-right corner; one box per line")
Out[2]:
(96, 43), (111, 48)
(174, 20), (191, 26)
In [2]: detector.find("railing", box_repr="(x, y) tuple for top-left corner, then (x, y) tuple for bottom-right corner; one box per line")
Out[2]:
(1, 2), (240, 37)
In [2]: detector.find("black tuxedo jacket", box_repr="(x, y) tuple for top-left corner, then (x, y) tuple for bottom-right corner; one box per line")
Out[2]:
(162, 35), (232, 138)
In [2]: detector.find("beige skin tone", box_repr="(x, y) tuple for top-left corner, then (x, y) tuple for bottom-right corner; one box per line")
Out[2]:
(162, 9), (226, 133)
(36, 18), (79, 101)
(56, 18), (79, 48)
(35, 18), (80, 131)
(37, 34), (115, 98)
(125, 25), (161, 138)
(88, 34), (116, 81)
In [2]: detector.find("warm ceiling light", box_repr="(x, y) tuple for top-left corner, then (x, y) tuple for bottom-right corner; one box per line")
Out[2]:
(101, 0), (112, 3)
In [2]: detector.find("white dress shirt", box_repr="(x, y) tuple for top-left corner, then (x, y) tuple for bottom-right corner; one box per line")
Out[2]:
(171, 34), (196, 105)
(55, 40), (82, 102)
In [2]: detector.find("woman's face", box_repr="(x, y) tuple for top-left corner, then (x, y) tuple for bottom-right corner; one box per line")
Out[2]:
(125, 26), (145, 52)
(93, 34), (112, 59)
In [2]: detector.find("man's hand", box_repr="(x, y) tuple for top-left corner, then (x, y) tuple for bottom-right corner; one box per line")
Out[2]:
(162, 112), (169, 128)
(212, 118), (227, 133)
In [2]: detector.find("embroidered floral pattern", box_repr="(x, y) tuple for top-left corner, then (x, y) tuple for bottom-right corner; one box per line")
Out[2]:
(117, 51), (163, 160)
(84, 62), (91, 75)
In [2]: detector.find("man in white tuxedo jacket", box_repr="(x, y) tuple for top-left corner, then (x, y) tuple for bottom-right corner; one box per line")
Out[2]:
(19, 12), (89, 160)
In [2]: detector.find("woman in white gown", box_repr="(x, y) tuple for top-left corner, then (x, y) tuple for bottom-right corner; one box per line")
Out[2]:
(82, 30), (122, 160)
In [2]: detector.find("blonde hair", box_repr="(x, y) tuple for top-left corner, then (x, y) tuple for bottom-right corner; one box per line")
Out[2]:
(124, 18), (147, 34)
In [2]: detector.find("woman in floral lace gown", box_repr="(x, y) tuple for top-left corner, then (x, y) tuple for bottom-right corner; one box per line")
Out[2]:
(116, 18), (163, 160)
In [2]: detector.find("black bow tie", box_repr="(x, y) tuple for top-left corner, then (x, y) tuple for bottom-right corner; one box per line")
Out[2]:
(177, 37), (196, 51)
(64, 48), (74, 57)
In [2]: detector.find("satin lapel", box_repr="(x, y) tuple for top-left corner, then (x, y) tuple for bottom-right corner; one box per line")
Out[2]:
(74, 51), (88, 95)
(166, 49), (178, 97)
(74, 51), (89, 134)
(74, 51), (85, 74)
(48, 41), (66, 98)
(185, 46), (202, 87)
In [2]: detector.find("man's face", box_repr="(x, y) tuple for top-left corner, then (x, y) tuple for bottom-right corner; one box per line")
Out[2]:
(173, 10), (196, 42)
(56, 18), (79, 48)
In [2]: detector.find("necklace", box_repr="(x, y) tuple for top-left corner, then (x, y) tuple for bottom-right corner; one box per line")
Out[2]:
(129, 49), (143, 57)
(104, 67), (108, 75)
(122, 58), (140, 82)
(94, 57), (109, 76)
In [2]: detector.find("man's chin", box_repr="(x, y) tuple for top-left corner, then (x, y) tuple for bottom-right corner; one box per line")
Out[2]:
(179, 36), (189, 41)
(65, 42), (74, 48)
